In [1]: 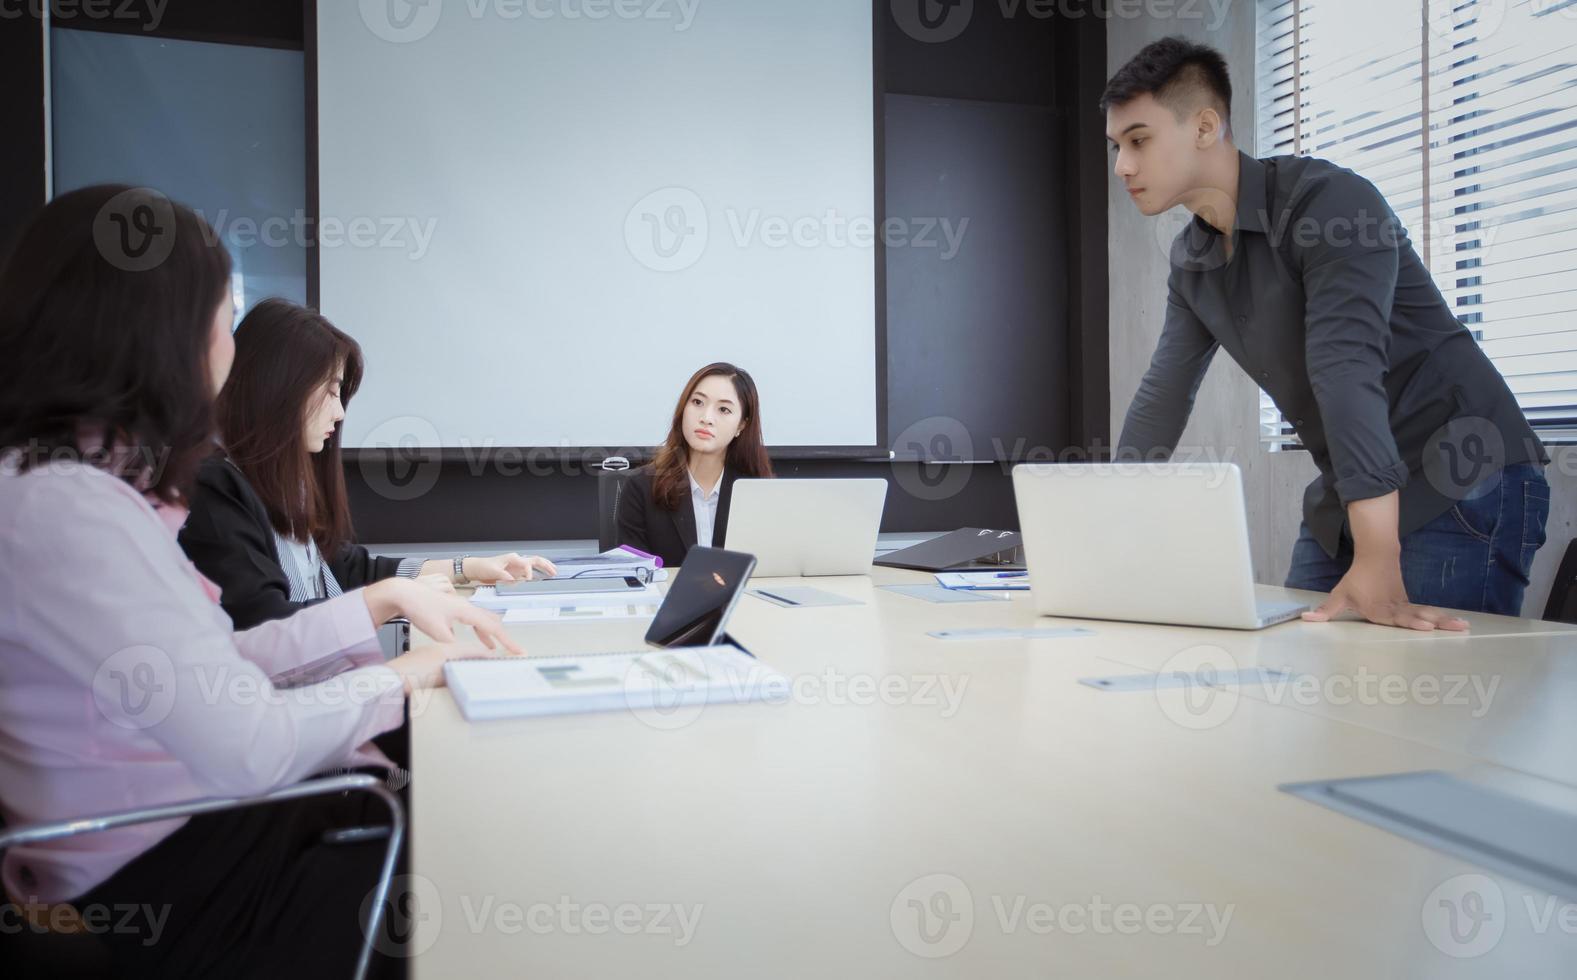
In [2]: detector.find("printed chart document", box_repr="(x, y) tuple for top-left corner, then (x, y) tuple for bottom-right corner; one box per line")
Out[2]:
(444, 646), (789, 721)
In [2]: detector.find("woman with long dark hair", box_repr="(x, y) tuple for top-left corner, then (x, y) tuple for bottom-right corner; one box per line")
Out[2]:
(179, 298), (556, 630)
(616, 362), (774, 567)
(0, 186), (515, 977)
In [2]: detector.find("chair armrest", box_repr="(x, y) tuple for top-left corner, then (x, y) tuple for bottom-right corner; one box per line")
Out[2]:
(0, 773), (404, 980)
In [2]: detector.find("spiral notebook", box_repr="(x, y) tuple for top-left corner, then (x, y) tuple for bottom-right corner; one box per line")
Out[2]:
(444, 644), (787, 721)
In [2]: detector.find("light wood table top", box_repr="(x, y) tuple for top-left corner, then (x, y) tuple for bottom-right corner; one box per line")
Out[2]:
(404, 567), (1577, 978)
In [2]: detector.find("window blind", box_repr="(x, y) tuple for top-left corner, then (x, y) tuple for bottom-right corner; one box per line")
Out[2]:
(1253, 0), (1577, 446)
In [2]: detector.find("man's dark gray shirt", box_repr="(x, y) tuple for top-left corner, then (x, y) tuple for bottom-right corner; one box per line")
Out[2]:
(1118, 151), (1547, 557)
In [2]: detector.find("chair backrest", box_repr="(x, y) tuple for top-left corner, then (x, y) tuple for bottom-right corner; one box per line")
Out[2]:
(1544, 538), (1577, 624)
(596, 466), (639, 552)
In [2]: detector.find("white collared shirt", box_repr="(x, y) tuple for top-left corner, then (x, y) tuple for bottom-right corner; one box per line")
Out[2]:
(689, 470), (722, 548)
(279, 533), (327, 600)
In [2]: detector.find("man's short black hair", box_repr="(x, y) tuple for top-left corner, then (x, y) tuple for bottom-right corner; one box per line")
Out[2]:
(1100, 36), (1232, 133)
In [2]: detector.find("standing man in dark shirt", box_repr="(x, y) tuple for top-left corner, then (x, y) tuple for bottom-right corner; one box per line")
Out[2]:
(1104, 37), (1551, 629)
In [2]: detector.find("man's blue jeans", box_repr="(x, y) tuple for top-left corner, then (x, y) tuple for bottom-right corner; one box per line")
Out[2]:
(1284, 463), (1552, 616)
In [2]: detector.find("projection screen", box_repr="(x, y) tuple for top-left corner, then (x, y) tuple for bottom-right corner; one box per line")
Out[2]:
(315, 0), (878, 451)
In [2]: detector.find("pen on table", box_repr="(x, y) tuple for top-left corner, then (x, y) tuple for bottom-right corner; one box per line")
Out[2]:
(756, 590), (801, 606)
(994, 571), (1029, 579)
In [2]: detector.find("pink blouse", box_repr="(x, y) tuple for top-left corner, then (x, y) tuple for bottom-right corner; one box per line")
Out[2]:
(0, 458), (406, 902)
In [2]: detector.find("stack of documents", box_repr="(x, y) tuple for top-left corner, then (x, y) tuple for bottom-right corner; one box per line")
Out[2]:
(547, 546), (668, 582)
(934, 571), (1032, 591)
(470, 582), (663, 611)
(444, 646), (789, 721)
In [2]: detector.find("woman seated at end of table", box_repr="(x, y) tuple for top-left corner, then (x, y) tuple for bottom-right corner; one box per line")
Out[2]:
(616, 361), (774, 568)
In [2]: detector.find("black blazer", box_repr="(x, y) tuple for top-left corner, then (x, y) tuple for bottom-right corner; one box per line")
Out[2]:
(178, 455), (406, 630)
(615, 467), (740, 569)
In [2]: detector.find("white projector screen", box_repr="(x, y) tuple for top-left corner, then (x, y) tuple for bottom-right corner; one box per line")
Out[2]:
(316, 1), (877, 450)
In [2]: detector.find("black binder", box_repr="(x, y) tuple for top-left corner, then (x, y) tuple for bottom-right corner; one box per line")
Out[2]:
(873, 528), (1024, 572)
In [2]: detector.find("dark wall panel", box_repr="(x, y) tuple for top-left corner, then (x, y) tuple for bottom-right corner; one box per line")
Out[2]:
(884, 94), (1068, 464)
(883, 1), (1060, 104)
(345, 458), (1019, 544)
(1054, 9), (1112, 451)
(0, 12), (45, 264)
(43, 0), (302, 47)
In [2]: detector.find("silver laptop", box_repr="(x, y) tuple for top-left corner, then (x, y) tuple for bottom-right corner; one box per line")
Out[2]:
(724, 478), (887, 577)
(1011, 462), (1307, 630)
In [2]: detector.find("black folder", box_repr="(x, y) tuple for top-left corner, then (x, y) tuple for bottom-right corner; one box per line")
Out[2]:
(873, 528), (1024, 572)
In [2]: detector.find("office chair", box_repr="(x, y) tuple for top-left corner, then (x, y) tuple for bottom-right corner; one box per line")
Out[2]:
(1544, 538), (1577, 624)
(597, 464), (639, 552)
(0, 773), (403, 980)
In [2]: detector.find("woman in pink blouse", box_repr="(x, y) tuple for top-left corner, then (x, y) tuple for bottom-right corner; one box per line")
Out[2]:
(0, 186), (515, 977)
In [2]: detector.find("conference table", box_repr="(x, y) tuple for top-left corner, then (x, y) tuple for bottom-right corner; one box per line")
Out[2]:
(402, 562), (1577, 978)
